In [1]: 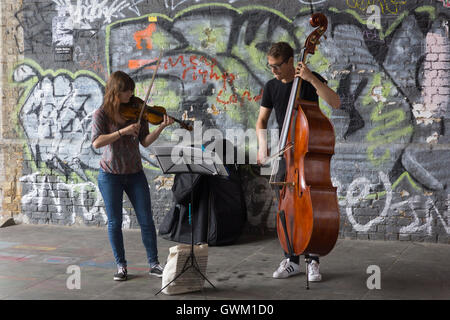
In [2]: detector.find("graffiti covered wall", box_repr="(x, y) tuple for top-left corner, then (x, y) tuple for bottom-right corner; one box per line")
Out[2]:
(1, 0), (449, 243)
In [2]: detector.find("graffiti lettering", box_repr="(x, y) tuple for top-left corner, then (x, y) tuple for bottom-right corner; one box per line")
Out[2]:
(216, 88), (263, 106)
(164, 55), (234, 87)
(345, 171), (392, 232)
(13, 61), (104, 179)
(341, 172), (450, 236)
(162, 54), (261, 106)
(19, 172), (107, 224)
(53, 0), (131, 29)
(346, 0), (408, 15)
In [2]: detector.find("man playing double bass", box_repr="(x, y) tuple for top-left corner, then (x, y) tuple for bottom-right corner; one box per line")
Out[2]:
(256, 42), (341, 280)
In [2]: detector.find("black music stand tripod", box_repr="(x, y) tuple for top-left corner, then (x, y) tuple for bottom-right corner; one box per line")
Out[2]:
(150, 145), (228, 295)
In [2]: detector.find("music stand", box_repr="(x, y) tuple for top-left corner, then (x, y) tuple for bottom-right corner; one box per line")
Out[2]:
(150, 144), (229, 295)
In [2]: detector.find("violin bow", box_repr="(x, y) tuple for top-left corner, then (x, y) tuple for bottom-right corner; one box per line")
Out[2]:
(137, 51), (163, 123)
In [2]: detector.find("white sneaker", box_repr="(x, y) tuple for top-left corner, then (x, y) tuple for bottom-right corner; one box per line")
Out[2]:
(273, 258), (301, 279)
(308, 260), (322, 282)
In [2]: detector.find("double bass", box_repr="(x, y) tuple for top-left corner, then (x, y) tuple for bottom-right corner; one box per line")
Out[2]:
(270, 13), (339, 288)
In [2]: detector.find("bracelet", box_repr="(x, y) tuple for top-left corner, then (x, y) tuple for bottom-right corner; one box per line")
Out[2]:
(117, 130), (122, 137)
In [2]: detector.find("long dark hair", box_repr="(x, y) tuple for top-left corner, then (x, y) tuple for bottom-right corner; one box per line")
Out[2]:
(102, 71), (135, 124)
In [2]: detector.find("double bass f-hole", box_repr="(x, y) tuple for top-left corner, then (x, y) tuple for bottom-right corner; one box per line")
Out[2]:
(294, 169), (303, 199)
(279, 170), (302, 200)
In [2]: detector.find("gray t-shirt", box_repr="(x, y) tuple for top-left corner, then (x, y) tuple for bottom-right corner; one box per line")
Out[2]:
(91, 105), (149, 174)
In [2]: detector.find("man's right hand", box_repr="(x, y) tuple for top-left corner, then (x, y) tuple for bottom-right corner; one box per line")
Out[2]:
(257, 148), (268, 165)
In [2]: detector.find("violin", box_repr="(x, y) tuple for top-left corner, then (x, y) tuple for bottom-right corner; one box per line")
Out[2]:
(120, 96), (193, 131)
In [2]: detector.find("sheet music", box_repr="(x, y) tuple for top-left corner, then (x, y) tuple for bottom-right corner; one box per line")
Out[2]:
(150, 145), (229, 176)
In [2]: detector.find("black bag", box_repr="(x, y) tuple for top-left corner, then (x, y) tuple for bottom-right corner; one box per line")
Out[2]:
(159, 165), (247, 246)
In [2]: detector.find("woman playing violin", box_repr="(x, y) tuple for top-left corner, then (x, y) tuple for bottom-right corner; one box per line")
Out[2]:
(256, 42), (340, 281)
(92, 70), (174, 281)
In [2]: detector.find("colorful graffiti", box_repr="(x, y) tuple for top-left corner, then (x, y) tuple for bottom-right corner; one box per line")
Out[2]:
(438, 0), (450, 8)
(4, 1), (450, 242)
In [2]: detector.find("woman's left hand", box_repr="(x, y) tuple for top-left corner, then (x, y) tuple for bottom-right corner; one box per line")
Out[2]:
(159, 114), (174, 130)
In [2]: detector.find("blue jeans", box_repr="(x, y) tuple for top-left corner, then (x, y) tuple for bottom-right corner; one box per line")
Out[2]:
(97, 169), (159, 268)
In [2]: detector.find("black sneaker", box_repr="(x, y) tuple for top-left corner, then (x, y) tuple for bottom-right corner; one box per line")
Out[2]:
(149, 263), (164, 278)
(114, 266), (128, 281)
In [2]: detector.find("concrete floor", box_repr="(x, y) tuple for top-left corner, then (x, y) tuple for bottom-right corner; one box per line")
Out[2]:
(0, 224), (449, 300)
